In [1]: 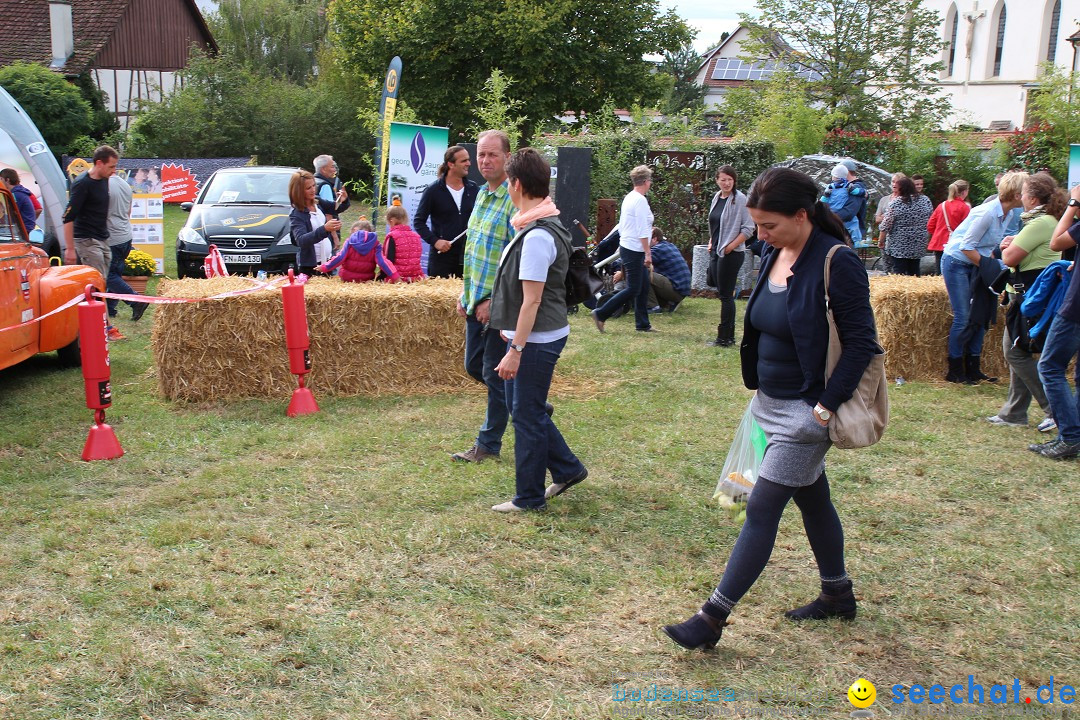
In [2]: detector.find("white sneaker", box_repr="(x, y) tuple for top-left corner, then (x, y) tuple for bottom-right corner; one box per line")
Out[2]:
(491, 500), (544, 512)
(1037, 417), (1057, 433)
(985, 415), (1026, 427)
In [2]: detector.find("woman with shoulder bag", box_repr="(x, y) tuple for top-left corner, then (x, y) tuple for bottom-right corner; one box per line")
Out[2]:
(662, 168), (878, 650)
(706, 165), (755, 347)
(987, 173), (1065, 431)
(927, 180), (970, 275)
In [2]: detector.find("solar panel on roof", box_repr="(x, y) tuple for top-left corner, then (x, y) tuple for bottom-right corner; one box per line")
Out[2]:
(710, 57), (822, 82)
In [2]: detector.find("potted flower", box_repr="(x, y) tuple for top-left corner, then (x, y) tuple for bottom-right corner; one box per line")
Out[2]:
(122, 249), (156, 294)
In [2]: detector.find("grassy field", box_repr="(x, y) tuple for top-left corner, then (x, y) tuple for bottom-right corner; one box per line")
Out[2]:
(0, 210), (1076, 718)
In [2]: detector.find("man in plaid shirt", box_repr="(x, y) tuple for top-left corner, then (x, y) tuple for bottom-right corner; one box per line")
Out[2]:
(647, 228), (691, 311)
(452, 130), (516, 463)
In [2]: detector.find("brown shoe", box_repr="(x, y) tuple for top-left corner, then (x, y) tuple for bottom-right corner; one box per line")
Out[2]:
(450, 444), (500, 463)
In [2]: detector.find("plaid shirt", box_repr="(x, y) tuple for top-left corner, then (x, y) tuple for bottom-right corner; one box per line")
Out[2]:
(650, 241), (691, 296)
(461, 181), (515, 314)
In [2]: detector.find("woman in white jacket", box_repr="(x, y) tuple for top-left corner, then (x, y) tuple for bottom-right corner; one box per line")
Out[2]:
(707, 165), (755, 347)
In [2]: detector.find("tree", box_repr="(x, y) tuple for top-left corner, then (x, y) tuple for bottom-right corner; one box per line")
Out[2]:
(1023, 64), (1080, 181)
(657, 44), (707, 116)
(328, 0), (693, 141)
(209, 0), (328, 83)
(719, 71), (829, 158)
(469, 70), (526, 151)
(0, 62), (93, 153)
(126, 52), (373, 176)
(739, 0), (950, 130)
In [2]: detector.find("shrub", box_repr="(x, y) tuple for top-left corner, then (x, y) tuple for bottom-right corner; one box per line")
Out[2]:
(822, 130), (906, 170)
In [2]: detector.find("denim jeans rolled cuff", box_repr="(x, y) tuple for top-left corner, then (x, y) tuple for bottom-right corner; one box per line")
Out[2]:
(106, 240), (135, 314)
(942, 253), (979, 358)
(504, 336), (584, 508)
(1037, 314), (1080, 444)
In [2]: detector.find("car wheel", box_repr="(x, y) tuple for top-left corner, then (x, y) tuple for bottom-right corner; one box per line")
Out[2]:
(57, 335), (81, 368)
(177, 253), (188, 278)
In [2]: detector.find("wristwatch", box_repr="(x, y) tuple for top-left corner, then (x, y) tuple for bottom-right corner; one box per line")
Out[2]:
(1069, 198), (1080, 208)
(510, 343), (526, 353)
(813, 405), (832, 422)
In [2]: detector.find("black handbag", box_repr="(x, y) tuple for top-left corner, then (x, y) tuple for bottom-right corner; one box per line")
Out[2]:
(565, 247), (604, 306)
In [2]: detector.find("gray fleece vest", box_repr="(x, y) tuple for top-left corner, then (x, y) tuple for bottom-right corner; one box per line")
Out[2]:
(489, 216), (571, 334)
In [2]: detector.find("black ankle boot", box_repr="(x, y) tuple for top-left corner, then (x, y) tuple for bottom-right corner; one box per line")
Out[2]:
(964, 354), (997, 384)
(945, 356), (966, 383)
(785, 581), (857, 621)
(662, 610), (725, 650)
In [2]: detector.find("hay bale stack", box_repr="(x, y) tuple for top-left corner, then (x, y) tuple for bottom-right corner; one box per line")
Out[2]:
(152, 276), (473, 402)
(871, 275), (1007, 382)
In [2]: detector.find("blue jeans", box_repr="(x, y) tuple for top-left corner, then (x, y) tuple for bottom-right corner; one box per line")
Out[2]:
(941, 253), (983, 357)
(502, 336), (585, 508)
(106, 240), (134, 316)
(596, 246), (651, 330)
(1037, 313), (1080, 444)
(464, 313), (509, 454)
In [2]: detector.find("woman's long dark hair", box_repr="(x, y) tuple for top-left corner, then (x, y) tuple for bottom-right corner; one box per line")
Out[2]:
(746, 167), (848, 241)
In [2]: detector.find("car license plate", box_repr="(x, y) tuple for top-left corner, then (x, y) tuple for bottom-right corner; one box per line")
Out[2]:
(221, 254), (262, 264)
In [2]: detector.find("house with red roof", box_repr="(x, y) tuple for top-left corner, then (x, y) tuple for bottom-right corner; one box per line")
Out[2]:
(1, 0), (216, 128)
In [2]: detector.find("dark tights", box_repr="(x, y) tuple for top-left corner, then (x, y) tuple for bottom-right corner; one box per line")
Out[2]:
(705, 473), (846, 616)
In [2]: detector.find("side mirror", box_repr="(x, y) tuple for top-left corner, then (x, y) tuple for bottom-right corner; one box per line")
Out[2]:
(180, 202), (193, 212)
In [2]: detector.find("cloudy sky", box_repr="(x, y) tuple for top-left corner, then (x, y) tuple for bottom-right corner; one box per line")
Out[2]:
(662, 0), (747, 52)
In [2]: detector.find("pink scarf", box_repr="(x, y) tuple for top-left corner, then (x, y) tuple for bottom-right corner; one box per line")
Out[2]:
(510, 196), (560, 230)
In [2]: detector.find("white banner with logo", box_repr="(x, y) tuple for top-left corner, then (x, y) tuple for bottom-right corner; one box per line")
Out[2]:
(387, 122), (449, 271)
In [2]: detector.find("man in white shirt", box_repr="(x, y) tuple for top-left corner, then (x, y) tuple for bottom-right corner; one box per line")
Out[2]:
(591, 165), (657, 332)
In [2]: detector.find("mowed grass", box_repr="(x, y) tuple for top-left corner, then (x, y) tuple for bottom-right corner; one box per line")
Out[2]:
(0, 210), (1076, 718)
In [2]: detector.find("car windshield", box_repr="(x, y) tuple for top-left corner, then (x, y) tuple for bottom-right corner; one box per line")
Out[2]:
(202, 172), (291, 205)
(0, 192), (28, 244)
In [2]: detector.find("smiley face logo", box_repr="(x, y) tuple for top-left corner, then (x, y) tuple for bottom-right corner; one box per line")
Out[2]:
(848, 678), (876, 709)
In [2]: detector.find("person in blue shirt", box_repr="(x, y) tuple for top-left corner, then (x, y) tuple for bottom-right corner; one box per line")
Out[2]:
(941, 171), (1026, 383)
(822, 163), (864, 245)
(646, 227), (691, 312)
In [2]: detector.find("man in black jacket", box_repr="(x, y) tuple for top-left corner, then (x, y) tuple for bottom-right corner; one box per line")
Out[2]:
(414, 145), (478, 278)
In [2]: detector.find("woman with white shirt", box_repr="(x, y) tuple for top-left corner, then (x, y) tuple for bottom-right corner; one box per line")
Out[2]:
(591, 165), (656, 333)
(288, 170), (348, 276)
(488, 148), (587, 512)
(940, 171), (1026, 383)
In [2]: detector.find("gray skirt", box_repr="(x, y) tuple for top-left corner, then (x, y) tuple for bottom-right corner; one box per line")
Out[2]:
(752, 391), (831, 487)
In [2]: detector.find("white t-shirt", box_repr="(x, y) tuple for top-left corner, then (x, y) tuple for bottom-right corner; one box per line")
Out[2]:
(618, 190), (653, 252)
(502, 227), (570, 344)
(309, 206), (333, 264)
(447, 184), (465, 212)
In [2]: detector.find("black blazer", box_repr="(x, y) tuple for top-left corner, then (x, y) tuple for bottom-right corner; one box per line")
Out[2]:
(414, 177), (478, 263)
(290, 197), (348, 268)
(741, 227), (878, 412)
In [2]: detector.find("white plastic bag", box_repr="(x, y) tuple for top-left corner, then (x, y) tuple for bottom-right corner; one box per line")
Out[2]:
(714, 398), (767, 503)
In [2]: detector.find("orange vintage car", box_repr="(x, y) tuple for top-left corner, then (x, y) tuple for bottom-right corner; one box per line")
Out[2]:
(0, 183), (103, 371)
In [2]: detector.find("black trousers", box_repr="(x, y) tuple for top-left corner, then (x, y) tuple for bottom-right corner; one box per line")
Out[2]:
(711, 250), (744, 342)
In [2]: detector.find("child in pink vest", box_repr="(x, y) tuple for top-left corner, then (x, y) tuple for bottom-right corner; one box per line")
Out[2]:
(383, 206), (426, 282)
(319, 220), (399, 282)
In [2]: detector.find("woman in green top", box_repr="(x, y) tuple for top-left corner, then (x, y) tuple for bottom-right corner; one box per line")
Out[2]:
(987, 173), (1067, 430)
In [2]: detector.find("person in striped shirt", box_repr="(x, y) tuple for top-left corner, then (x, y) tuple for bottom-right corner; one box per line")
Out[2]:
(451, 130), (517, 463)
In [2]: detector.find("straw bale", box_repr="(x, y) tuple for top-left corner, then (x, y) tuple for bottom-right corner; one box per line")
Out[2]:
(152, 277), (479, 402)
(870, 275), (1007, 382)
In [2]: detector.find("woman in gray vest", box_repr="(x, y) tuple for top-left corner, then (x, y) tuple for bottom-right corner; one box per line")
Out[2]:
(488, 148), (588, 512)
